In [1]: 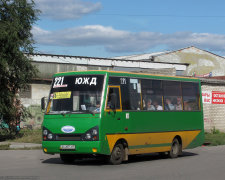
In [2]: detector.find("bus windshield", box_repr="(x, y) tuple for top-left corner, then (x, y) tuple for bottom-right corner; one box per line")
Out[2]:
(46, 75), (105, 115)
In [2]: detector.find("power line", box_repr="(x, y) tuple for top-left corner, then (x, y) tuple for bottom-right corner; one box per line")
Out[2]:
(92, 13), (225, 18)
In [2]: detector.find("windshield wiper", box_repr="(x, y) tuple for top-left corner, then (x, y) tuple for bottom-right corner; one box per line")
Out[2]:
(59, 111), (73, 116)
(81, 110), (95, 116)
(49, 110), (95, 116)
(61, 112), (69, 116)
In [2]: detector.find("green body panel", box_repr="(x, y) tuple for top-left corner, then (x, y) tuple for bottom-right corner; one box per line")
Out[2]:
(101, 111), (204, 150)
(186, 130), (204, 149)
(42, 114), (103, 154)
(103, 111), (203, 134)
(42, 71), (204, 155)
(43, 114), (100, 134)
(42, 141), (100, 154)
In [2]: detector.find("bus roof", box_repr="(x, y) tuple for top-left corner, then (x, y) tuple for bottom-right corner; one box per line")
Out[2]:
(54, 70), (200, 82)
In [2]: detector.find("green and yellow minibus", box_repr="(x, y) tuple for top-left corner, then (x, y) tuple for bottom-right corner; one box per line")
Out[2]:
(41, 70), (204, 165)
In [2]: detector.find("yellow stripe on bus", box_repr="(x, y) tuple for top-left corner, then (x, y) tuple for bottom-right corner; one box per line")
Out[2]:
(106, 130), (201, 155)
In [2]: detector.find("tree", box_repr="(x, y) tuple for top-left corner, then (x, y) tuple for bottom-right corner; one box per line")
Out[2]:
(0, 0), (39, 134)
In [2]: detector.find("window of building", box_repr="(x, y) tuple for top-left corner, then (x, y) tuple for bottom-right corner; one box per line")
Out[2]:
(176, 70), (185, 76)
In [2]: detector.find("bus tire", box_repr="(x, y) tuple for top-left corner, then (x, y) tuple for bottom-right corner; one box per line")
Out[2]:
(109, 143), (124, 165)
(169, 138), (181, 158)
(60, 154), (75, 164)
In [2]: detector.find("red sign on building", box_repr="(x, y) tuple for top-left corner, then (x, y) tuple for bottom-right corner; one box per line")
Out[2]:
(202, 91), (212, 104)
(212, 91), (225, 104)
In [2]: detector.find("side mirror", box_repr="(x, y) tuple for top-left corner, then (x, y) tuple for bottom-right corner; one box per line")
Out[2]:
(41, 97), (46, 111)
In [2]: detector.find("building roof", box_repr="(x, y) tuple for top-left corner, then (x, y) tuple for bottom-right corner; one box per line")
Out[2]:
(210, 76), (225, 80)
(199, 77), (225, 85)
(28, 53), (189, 71)
(113, 51), (170, 61)
(113, 46), (225, 61)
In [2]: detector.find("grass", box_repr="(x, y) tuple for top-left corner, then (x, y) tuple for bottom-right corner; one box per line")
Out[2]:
(0, 129), (42, 150)
(8, 129), (42, 144)
(0, 128), (42, 144)
(204, 131), (225, 146)
(0, 144), (10, 150)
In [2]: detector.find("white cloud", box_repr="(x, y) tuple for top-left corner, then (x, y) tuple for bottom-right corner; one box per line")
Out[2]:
(35, 0), (101, 20)
(32, 26), (50, 35)
(32, 25), (225, 53)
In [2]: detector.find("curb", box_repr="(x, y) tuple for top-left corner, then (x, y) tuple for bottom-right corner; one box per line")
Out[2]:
(9, 143), (42, 149)
(0, 142), (42, 149)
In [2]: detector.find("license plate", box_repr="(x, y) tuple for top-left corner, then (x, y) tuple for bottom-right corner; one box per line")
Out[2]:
(60, 145), (75, 150)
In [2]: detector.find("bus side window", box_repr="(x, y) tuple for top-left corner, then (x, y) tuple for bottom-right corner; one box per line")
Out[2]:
(106, 87), (121, 110)
(152, 80), (163, 111)
(163, 81), (182, 111)
(108, 77), (131, 110)
(182, 82), (200, 111)
(129, 79), (141, 110)
(141, 79), (163, 111)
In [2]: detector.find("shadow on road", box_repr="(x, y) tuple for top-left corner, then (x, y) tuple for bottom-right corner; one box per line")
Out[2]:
(42, 151), (198, 166)
(123, 151), (198, 164)
(42, 157), (108, 166)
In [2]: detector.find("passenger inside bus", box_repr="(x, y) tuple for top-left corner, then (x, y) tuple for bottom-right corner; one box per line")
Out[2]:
(146, 99), (155, 110)
(153, 100), (163, 110)
(184, 101), (192, 111)
(165, 98), (175, 110)
(175, 97), (183, 110)
(94, 101), (101, 112)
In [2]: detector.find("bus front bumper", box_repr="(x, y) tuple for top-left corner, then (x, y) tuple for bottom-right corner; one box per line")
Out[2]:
(42, 141), (101, 154)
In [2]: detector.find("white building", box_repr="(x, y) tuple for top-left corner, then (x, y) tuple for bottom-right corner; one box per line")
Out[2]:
(114, 46), (225, 77)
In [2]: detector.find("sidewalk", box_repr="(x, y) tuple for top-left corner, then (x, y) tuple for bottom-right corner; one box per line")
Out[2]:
(0, 141), (42, 149)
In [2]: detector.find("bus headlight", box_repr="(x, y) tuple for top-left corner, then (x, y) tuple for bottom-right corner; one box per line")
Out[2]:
(82, 126), (99, 141)
(42, 127), (55, 141)
(43, 130), (48, 136)
(47, 133), (53, 140)
(92, 129), (98, 135)
(85, 133), (92, 140)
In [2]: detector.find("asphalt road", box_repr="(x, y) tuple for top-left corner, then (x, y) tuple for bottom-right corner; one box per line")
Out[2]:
(0, 145), (225, 180)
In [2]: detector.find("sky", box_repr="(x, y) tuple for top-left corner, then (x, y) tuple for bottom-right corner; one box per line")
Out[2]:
(33, 0), (225, 58)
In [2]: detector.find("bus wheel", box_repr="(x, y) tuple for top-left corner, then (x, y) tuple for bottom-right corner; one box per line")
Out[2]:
(60, 154), (75, 164)
(109, 143), (124, 165)
(169, 138), (181, 158)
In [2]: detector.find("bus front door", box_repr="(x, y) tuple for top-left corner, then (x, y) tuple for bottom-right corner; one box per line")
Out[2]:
(105, 86), (125, 133)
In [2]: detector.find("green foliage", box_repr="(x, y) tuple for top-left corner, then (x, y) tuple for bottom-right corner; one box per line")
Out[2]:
(0, 144), (10, 150)
(0, 0), (40, 135)
(9, 128), (42, 144)
(205, 131), (225, 146)
(211, 127), (220, 134)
